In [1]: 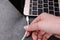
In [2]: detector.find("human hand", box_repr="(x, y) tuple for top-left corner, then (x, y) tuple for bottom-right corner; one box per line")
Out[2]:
(24, 13), (60, 40)
(24, 13), (60, 34)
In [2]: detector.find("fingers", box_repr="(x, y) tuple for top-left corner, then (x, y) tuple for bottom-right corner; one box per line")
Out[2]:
(38, 30), (45, 40)
(37, 30), (52, 40)
(25, 31), (31, 37)
(24, 23), (39, 31)
(32, 31), (38, 40)
(42, 37), (47, 40)
(42, 33), (52, 40)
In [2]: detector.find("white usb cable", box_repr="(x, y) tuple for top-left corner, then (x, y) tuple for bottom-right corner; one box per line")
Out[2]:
(21, 16), (29, 40)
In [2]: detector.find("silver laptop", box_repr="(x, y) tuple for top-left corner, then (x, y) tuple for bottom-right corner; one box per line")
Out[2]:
(24, 0), (60, 16)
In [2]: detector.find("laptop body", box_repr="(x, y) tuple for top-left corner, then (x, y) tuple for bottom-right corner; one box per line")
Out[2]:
(24, 0), (60, 16)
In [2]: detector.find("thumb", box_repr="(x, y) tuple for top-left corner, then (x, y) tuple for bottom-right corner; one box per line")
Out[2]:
(24, 23), (39, 31)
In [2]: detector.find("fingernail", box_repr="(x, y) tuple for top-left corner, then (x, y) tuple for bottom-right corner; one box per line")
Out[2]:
(24, 26), (28, 30)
